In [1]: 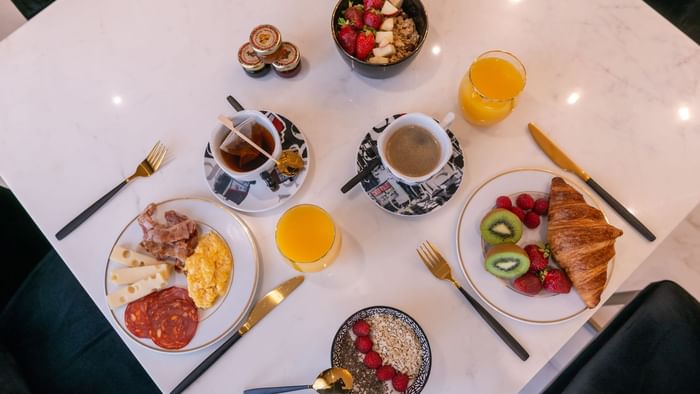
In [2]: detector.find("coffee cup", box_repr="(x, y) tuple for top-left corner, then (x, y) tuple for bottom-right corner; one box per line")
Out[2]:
(377, 112), (454, 184)
(210, 110), (282, 181)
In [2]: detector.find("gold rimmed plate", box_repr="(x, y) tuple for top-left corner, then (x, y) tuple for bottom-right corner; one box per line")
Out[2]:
(104, 197), (260, 353)
(455, 168), (615, 325)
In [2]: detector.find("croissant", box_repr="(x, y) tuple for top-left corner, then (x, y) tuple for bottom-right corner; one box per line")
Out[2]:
(547, 177), (623, 308)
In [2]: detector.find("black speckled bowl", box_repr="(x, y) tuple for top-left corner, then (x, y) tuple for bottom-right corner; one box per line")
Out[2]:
(331, 0), (428, 79)
(331, 305), (432, 393)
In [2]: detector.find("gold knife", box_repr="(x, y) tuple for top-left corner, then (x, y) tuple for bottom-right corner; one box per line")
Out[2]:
(528, 123), (655, 241)
(172, 276), (305, 394)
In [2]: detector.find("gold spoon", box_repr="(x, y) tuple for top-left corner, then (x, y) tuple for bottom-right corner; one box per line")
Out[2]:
(217, 115), (304, 177)
(243, 367), (353, 394)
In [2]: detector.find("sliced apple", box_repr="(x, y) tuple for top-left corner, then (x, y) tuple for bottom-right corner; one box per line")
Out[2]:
(375, 31), (394, 44)
(389, 0), (404, 8)
(373, 44), (395, 58)
(380, 17), (394, 31)
(381, 1), (400, 16)
(369, 56), (389, 65)
(378, 38), (391, 48)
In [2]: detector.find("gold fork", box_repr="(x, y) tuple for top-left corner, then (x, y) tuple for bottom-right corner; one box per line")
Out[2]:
(417, 241), (529, 361)
(56, 142), (167, 240)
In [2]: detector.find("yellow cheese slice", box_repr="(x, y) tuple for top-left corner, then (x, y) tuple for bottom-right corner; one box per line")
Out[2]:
(110, 246), (163, 267)
(109, 263), (172, 285)
(107, 270), (171, 309)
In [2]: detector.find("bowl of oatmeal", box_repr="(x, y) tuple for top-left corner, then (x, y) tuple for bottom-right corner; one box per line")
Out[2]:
(330, 306), (431, 393)
(331, 0), (428, 79)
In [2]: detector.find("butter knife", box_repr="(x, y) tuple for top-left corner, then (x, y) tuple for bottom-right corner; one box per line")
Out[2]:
(171, 276), (305, 394)
(528, 123), (655, 241)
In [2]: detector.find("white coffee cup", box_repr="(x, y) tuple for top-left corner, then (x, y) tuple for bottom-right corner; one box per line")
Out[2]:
(210, 110), (282, 181)
(377, 112), (454, 184)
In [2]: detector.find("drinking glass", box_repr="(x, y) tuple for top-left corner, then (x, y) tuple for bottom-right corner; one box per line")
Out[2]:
(458, 50), (526, 126)
(275, 204), (341, 272)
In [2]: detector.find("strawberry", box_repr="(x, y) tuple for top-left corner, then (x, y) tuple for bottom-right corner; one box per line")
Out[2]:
(343, 2), (365, 30)
(363, 9), (383, 30)
(337, 21), (358, 56)
(495, 196), (512, 209)
(355, 335), (373, 353)
(363, 351), (382, 369)
(516, 193), (534, 210)
(513, 273), (542, 295)
(364, 0), (384, 10)
(533, 198), (549, 216)
(392, 373), (409, 392)
(352, 319), (371, 336)
(524, 211), (540, 229)
(524, 244), (549, 272)
(508, 206), (526, 222)
(355, 29), (375, 60)
(376, 365), (396, 381)
(542, 268), (572, 294)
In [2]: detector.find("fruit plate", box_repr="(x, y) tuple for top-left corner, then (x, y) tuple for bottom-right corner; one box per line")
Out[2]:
(456, 168), (615, 324)
(104, 198), (259, 353)
(331, 306), (431, 393)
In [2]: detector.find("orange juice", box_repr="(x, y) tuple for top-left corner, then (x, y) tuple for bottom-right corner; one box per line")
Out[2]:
(275, 204), (341, 272)
(458, 51), (526, 126)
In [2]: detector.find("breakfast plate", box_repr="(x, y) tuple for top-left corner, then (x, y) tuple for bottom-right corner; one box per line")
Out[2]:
(104, 198), (259, 353)
(331, 306), (431, 394)
(456, 168), (615, 324)
(356, 114), (464, 216)
(203, 111), (310, 213)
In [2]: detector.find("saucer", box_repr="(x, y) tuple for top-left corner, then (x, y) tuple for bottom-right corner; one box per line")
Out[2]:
(355, 114), (464, 216)
(203, 111), (310, 213)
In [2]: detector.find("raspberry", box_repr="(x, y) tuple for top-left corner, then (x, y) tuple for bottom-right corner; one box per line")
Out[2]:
(524, 212), (540, 229)
(363, 351), (382, 369)
(508, 206), (526, 222)
(352, 320), (370, 336)
(513, 273), (542, 295)
(376, 365), (396, 381)
(533, 198), (549, 216)
(355, 335), (373, 353)
(516, 193), (534, 210)
(542, 268), (572, 293)
(495, 196), (512, 209)
(392, 373), (409, 392)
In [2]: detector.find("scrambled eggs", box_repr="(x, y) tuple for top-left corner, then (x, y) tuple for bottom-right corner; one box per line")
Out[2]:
(184, 232), (233, 309)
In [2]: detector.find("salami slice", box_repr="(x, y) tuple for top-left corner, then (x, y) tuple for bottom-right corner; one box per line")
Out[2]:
(149, 298), (198, 349)
(124, 292), (158, 338)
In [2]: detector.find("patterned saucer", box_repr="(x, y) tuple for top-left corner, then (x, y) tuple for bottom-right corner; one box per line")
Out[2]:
(203, 111), (309, 213)
(356, 114), (464, 216)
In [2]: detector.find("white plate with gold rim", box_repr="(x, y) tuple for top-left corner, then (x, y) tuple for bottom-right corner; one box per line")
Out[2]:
(455, 168), (614, 325)
(104, 197), (259, 353)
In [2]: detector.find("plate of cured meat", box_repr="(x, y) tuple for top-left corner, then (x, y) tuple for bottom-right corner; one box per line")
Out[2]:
(456, 168), (623, 324)
(104, 198), (259, 353)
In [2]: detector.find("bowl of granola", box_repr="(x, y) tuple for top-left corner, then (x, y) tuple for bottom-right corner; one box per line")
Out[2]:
(331, 0), (428, 79)
(331, 306), (431, 393)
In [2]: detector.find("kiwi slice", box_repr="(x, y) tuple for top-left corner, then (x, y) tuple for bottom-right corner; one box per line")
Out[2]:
(484, 244), (530, 279)
(480, 208), (523, 245)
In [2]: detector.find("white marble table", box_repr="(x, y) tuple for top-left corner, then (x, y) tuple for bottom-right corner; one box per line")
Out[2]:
(1, 0), (699, 392)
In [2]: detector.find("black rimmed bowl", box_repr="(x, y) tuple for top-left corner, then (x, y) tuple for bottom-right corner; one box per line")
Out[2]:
(331, 306), (432, 393)
(331, 0), (428, 79)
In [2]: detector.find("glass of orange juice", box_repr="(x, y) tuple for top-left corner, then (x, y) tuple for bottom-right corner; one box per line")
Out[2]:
(275, 204), (341, 273)
(458, 50), (526, 126)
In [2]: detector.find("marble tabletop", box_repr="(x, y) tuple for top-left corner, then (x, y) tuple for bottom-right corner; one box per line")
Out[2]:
(1, 0), (699, 392)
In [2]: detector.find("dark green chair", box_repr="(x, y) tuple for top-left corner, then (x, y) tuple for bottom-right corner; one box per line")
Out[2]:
(0, 188), (159, 393)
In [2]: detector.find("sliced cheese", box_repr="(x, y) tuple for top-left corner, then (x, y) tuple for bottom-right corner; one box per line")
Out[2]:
(110, 263), (173, 285)
(107, 270), (171, 309)
(110, 246), (163, 267)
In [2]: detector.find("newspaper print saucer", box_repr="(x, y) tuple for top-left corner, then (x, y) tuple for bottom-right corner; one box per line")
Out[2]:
(356, 114), (464, 216)
(203, 111), (309, 213)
